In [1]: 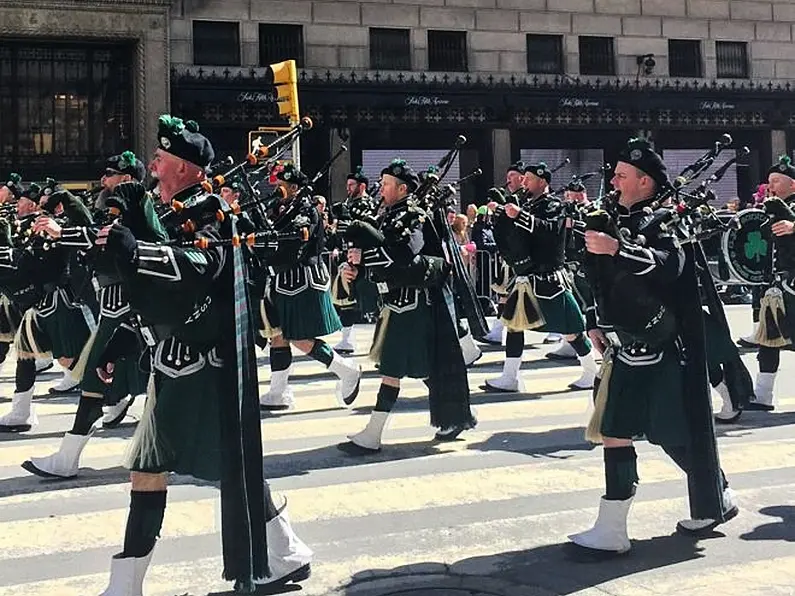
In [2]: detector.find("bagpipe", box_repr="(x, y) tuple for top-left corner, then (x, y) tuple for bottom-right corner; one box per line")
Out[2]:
(412, 136), (491, 339)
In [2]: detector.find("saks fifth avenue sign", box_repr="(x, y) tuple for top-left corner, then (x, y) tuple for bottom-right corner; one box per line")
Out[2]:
(405, 95), (451, 106)
(699, 101), (736, 111)
(559, 97), (600, 108)
(237, 92), (277, 103)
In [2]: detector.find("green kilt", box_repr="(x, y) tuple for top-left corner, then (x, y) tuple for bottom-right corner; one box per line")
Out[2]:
(535, 289), (586, 335)
(16, 289), (92, 360)
(601, 343), (688, 446)
(80, 316), (146, 404)
(372, 298), (432, 379)
(128, 348), (223, 482)
(271, 286), (341, 340)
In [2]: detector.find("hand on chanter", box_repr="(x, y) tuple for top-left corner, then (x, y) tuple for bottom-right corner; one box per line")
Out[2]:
(584, 230), (619, 256)
(771, 220), (795, 237)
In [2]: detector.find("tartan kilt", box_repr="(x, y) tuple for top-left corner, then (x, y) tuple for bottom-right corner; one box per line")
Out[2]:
(15, 289), (91, 360)
(270, 286), (342, 341)
(371, 298), (433, 379)
(600, 343), (689, 446)
(127, 346), (224, 481)
(535, 290), (587, 335)
(0, 294), (21, 342)
(80, 315), (146, 404)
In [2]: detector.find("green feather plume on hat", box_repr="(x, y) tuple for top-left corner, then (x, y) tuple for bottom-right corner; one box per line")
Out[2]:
(779, 155), (792, 166)
(119, 150), (137, 170)
(8, 173), (21, 185)
(426, 165), (440, 174)
(538, 161), (547, 168)
(356, 165), (364, 174)
(390, 158), (406, 167)
(158, 114), (184, 133)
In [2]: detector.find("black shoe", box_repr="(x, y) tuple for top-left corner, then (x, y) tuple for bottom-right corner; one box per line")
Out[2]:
(337, 441), (380, 455)
(714, 410), (742, 424)
(745, 402), (774, 412)
(676, 505), (739, 537)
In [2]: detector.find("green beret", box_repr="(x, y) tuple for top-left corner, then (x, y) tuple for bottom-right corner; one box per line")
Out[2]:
(276, 163), (308, 187)
(768, 155), (795, 180)
(566, 179), (586, 193)
(106, 151), (146, 181)
(3, 173), (22, 200)
(157, 115), (215, 169)
(618, 138), (669, 189)
(524, 161), (552, 184)
(347, 165), (369, 186)
(507, 161), (525, 174)
(381, 159), (420, 192)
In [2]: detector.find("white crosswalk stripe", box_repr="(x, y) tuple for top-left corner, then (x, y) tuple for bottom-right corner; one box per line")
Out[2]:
(0, 312), (792, 595)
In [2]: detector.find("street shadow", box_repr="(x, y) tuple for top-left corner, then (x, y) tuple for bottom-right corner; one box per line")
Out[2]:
(715, 411), (795, 437)
(0, 420), (138, 443)
(340, 535), (706, 596)
(740, 506), (795, 543)
(207, 584), (301, 596)
(467, 428), (596, 459)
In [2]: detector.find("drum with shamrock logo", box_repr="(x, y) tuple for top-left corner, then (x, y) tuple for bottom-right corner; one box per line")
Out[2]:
(720, 208), (774, 285)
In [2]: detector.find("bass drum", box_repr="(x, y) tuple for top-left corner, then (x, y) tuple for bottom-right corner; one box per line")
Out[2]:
(720, 208), (773, 286)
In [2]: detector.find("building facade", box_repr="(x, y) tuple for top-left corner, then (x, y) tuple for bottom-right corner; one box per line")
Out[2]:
(0, 0), (171, 181)
(171, 0), (795, 204)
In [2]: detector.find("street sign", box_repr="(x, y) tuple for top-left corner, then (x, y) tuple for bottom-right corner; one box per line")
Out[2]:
(247, 127), (292, 163)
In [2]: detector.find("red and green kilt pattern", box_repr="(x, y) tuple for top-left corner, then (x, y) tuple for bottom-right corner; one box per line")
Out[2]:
(270, 286), (342, 341)
(128, 350), (223, 482)
(15, 289), (92, 360)
(371, 300), (433, 379)
(600, 343), (688, 446)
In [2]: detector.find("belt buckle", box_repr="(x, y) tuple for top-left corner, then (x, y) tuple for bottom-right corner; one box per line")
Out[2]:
(139, 326), (157, 348)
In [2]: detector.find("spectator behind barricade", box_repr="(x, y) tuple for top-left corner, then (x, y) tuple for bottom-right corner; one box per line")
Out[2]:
(446, 206), (457, 224)
(452, 213), (475, 270)
(753, 183), (768, 206)
(466, 203), (477, 226)
(471, 206), (497, 254)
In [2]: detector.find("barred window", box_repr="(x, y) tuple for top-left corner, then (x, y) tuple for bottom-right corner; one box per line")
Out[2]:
(526, 34), (564, 74)
(716, 41), (749, 79)
(259, 24), (304, 68)
(668, 39), (702, 78)
(578, 36), (615, 76)
(428, 30), (468, 72)
(370, 28), (411, 71)
(193, 20), (240, 66)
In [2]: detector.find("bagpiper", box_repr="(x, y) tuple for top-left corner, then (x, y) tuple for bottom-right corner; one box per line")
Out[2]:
(95, 115), (311, 594)
(338, 158), (477, 453)
(570, 138), (737, 557)
(258, 163), (362, 411)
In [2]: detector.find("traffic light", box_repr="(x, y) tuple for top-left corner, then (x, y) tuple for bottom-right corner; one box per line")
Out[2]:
(270, 59), (299, 123)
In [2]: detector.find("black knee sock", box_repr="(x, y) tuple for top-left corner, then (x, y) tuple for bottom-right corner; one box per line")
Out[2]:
(757, 346), (780, 373)
(122, 490), (167, 558)
(270, 346), (292, 372)
(708, 365), (724, 388)
(569, 333), (591, 357)
(70, 396), (104, 435)
(374, 384), (400, 413)
(0, 342), (10, 364)
(339, 309), (358, 328)
(604, 446), (638, 500)
(15, 359), (36, 393)
(309, 339), (334, 367)
(262, 480), (281, 522)
(506, 331), (524, 358)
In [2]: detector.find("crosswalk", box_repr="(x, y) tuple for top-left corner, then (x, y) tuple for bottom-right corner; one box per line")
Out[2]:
(0, 308), (793, 596)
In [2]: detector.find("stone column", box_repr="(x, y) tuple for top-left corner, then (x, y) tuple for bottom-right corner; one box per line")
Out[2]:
(771, 129), (787, 159)
(491, 129), (511, 186)
(328, 128), (351, 204)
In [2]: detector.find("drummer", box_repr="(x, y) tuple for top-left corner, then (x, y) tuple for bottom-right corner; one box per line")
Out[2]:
(746, 156), (795, 412)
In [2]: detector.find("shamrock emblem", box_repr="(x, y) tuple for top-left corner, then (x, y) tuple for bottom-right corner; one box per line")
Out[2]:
(537, 169), (544, 175)
(160, 137), (171, 149)
(780, 164), (788, 172)
(744, 230), (768, 262)
(630, 149), (642, 161)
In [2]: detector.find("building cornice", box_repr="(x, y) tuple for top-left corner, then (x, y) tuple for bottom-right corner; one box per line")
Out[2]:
(0, 0), (171, 11)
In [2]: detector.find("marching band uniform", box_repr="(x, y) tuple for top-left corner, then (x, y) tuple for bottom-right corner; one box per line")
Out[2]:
(480, 162), (526, 346)
(746, 156), (795, 411)
(22, 152), (161, 479)
(0, 183), (95, 431)
(338, 159), (476, 453)
(570, 139), (736, 557)
(329, 166), (379, 354)
(98, 116), (310, 595)
(258, 164), (361, 411)
(547, 180), (594, 361)
(485, 162), (597, 393)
